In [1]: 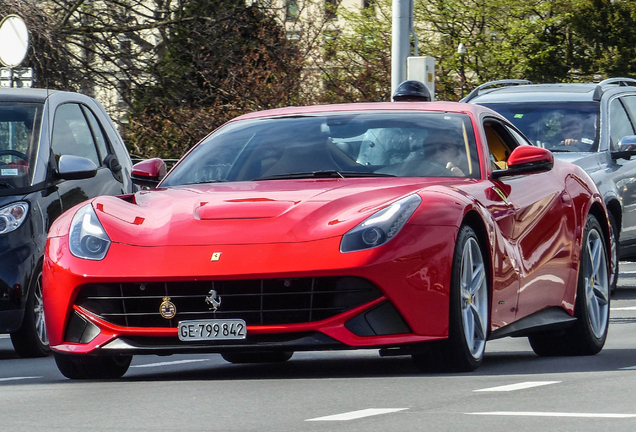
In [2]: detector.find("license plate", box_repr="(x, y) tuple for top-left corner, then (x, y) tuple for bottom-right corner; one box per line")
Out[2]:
(178, 319), (247, 341)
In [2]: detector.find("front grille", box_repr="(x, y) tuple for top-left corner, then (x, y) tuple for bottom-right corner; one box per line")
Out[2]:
(75, 277), (381, 328)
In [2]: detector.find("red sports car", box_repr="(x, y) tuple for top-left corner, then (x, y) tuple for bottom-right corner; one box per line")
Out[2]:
(43, 102), (611, 379)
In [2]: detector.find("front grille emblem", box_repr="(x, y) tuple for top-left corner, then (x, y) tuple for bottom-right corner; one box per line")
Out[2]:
(205, 289), (222, 312)
(159, 296), (176, 319)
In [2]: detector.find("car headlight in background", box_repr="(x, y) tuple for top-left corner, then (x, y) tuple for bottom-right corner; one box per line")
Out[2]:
(69, 204), (111, 260)
(340, 194), (422, 253)
(0, 202), (28, 235)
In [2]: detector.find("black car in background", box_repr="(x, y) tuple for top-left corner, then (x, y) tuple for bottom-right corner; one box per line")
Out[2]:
(0, 89), (134, 357)
(464, 78), (636, 293)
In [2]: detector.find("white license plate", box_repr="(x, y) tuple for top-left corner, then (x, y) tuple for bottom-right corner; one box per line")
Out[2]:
(178, 319), (247, 341)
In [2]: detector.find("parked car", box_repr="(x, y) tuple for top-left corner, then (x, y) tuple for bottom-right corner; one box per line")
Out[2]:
(43, 101), (610, 379)
(463, 78), (636, 293)
(0, 88), (134, 357)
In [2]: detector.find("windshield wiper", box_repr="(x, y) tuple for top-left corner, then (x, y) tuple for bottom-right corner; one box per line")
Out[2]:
(0, 182), (14, 189)
(255, 170), (396, 180)
(182, 180), (229, 186)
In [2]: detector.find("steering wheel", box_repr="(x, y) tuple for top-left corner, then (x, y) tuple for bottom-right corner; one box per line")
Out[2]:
(0, 150), (29, 162)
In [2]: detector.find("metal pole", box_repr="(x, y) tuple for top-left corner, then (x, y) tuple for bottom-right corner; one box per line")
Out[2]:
(457, 43), (467, 98)
(9, 67), (13, 88)
(460, 55), (465, 98)
(391, 0), (411, 97)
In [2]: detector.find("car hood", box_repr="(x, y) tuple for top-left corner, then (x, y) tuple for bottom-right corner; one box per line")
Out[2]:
(552, 151), (602, 172)
(93, 178), (457, 246)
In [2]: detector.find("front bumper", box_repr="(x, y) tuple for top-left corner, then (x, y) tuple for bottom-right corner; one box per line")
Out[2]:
(44, 224), (457, 355)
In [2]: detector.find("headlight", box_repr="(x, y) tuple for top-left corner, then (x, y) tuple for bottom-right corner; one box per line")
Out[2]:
(340, 194), (422, 253)
(0, 202), (28, 235)
(69, 204), (111, 260)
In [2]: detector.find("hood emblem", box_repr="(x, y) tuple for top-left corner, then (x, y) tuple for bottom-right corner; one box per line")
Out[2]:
(160, 296), (177, 319)
(211, 252), (222, 261)
(205, 289), (222, 312)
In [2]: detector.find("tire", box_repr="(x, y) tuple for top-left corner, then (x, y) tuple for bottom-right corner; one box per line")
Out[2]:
(608, 212), (619, 295)
(529, 214), (610, 356)
(10, 265), (51, 358)
(221, 351), (293, 364)
(412, 225), (489, 372)
(54, 353), (132, 379)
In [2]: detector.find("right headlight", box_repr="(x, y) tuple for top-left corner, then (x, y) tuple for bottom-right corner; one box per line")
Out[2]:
(69, 204), (111, 260)
(340, 194), (422, 253)
(0, 202), (28, 235)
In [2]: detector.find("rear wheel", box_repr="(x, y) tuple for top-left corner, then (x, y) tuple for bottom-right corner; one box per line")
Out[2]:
(10, 266), (51, 358)
(221, 351), (293, 364)
(54, 353), (132, 379)
(412, 225), (488, 372)
(529, 214), (609, 356)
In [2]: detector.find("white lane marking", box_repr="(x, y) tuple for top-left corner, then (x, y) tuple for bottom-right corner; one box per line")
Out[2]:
(611, 306), (636, 311)
(619, 365), (636, 370)
(130, 359), (210, 368)
(0, 376), (42, 382)
(306, 408), (408, 421)
(475, 381), (561, 392)
(468, 411), (636, 418)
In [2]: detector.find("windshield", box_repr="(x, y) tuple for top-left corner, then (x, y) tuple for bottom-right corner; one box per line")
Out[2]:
(162, 112), (480, 186)
(0, 102), (43, 189)
(481, 102), (599, 152)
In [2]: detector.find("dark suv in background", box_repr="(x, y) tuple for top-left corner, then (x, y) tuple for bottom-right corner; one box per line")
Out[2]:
(0, 89), (134, 357)
(464, 78), (636, 293)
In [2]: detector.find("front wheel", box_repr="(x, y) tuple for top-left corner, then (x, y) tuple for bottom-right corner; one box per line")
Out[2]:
(529, 214), (610, 356)
(412, 225), (489, 372)
(54, 353), (132, 379)
(608, 212), (619, 295)
(10, 266), (51, 358)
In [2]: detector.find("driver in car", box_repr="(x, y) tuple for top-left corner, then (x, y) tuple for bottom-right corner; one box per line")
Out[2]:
(559, 115), (595, 149)
(425, 136), (466, 177)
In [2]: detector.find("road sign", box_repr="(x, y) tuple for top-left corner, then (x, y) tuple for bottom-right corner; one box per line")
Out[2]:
(0, 15), (29, 68)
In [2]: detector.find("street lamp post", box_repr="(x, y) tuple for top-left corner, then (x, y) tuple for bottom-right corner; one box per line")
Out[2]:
(458, 43), (466, 98)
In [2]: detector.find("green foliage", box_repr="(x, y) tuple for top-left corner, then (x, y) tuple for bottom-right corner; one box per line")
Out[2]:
(321, 0), (636, 102)
(318, 1), (392, 102)
(124, 1), (303, 159)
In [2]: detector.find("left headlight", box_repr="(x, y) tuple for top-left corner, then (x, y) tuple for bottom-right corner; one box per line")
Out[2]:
(0, 202), (28, 235)
(69, 204), (111, 260)
(340, 194), (422, 253)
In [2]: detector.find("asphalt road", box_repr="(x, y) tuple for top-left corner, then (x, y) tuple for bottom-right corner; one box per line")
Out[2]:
(3, 263), (636, 431)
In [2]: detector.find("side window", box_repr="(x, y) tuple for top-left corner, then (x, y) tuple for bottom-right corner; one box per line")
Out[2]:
(484, 120), (516, 170)
(81, 106), (111, 163)
(52, 104), (100, 166)
(609, 98), (635, 150)
(621, 96), (636, 132)
(506, 126), (532, 146)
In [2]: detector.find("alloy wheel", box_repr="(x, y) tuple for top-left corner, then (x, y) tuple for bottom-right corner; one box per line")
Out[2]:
(32, 273), (48, 347)
(584, 228), (609, 339)
(460, 237), (488, 359)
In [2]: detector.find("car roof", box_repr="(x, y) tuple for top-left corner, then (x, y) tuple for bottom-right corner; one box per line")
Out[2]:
(232, 101), (496, 121)
(469, 84), (600, 103)
(0, 88), (60, 103)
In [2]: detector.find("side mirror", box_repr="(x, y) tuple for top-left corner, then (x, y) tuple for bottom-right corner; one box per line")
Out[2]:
(131, 158), (167, 189)
(491, 146), (554, 180)
(56, 155), (98, 180)
(612, 135), (636, 160)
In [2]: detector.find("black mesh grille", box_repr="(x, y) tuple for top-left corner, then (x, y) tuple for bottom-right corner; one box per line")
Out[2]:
(75, 277), (381, 328)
